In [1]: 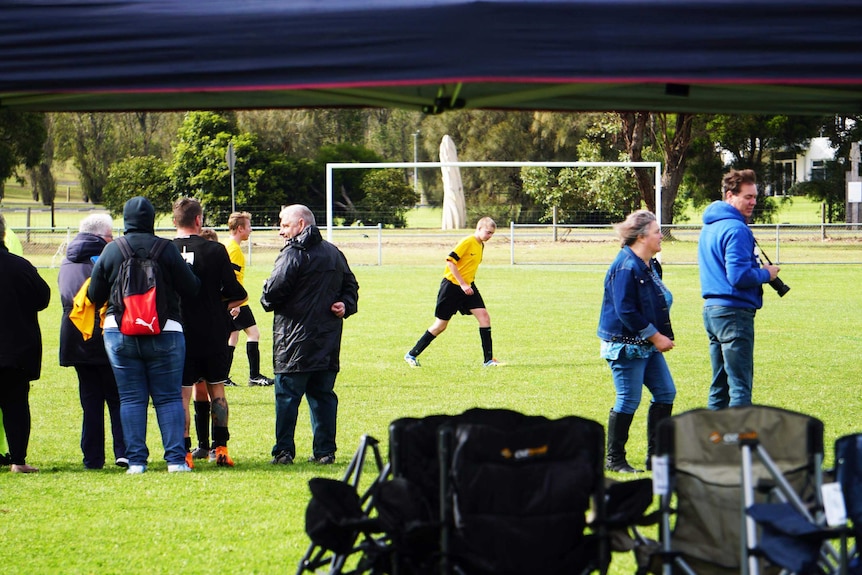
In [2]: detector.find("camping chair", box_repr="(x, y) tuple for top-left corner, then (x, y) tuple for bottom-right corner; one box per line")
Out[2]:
(653, 406), (840, 575)
(835, 433), (862, 574)
(433, 408), (608, 575)
(296, 434), (393, 575)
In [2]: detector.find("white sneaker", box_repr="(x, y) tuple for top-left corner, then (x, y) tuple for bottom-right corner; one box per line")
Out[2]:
(167, 463), (193, 473)
(404, 353), (421, 367)
(126, 464), (146, 475)
(483, 358), (503, 367)
(115, 457), (129, 468)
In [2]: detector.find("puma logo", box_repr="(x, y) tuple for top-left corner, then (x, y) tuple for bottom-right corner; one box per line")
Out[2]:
(135, 316), (157, 333)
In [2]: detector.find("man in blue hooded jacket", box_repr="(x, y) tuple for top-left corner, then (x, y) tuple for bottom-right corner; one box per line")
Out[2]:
(698, 169), (781, 409)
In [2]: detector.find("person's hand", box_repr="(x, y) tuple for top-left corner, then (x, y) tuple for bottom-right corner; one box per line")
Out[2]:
(651, 333), (675, 353)
(229, 306), (241, 319)
(461, 283), (474, 295)
(764, 264), (780, 281)
(330, 301), (345, 318)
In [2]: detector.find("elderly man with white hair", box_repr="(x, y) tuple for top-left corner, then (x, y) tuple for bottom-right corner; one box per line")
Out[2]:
(58, 213), (128, 469)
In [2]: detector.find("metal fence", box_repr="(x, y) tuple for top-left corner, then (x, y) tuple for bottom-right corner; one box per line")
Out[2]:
(10, 222), (862, 269)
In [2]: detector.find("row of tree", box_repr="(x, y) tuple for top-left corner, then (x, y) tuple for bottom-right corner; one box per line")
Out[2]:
(1, 108), (858, 226)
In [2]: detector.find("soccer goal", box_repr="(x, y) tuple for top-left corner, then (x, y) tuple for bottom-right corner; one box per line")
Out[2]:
(324, 160), (663, 242)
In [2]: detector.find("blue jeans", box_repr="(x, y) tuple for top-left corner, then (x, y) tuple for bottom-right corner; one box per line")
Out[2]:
(273, 371), (338, 458)
(703, 305), (756, 410)
(608, 352), (676, 414)
(103, 329), (186, 466)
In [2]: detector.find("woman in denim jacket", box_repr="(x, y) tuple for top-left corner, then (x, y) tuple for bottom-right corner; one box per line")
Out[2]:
(597, 210), (675, 473)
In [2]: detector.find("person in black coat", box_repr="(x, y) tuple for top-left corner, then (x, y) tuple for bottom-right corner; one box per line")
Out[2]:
(59, 213), (127, 469)
(0, 213), (51, 473)
(261, 205), (358, 466)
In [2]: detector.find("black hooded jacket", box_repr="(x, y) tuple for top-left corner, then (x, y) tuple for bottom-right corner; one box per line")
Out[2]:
(88, 197), (200, 323)
(0, 242), (51, 380)
(59, 232), (110, 366)
(261, 225), (359, 373)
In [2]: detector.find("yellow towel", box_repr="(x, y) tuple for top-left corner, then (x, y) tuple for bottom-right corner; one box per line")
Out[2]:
(69, 278), (107, 341)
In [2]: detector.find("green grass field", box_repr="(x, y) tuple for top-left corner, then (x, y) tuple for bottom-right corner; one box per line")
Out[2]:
(1, 254), (861, 574)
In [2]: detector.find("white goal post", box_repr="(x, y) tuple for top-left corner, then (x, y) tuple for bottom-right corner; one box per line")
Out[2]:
(325, 161), (662, 240)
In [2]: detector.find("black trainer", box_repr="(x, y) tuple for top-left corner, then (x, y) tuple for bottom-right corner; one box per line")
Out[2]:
(271, 450), (294, 465)
(308, 454), (335, 465)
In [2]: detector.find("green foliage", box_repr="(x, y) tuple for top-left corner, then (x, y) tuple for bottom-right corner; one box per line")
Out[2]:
(315, 143), (383, 222)
(789, 159), (846, 222)
(521, 140), (640, 224)
(0, 110), (47, 199)
(103, 156), (173, 217)
(357, 169), (418, 227)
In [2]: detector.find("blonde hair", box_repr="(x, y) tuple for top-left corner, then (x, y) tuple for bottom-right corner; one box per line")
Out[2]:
(614, 210), (656, 247)
(475, 216), (496, 231)
(228, 211), (252, 232)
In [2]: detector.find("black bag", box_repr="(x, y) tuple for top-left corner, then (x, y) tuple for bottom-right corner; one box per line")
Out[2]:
(111, 236), (168, 336)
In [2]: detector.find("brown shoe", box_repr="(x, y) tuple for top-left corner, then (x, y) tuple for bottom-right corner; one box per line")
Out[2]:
(10, 464), (39, 473)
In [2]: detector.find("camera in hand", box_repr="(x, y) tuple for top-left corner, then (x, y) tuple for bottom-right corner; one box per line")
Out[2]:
(755, 239), (790, 297)
(768, 276), (790, 297)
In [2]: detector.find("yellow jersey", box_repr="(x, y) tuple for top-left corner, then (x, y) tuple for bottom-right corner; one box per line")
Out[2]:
(444, 235), (483, 285)
(227, 238), (245, 286)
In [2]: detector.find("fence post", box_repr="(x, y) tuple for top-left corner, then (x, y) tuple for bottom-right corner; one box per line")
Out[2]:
(775, 224), (781, 264)
(26, 207), (31, 243)
(821, 203), (826, 241)
(553, 206), (558, 242)
(510, 221), (515, 266)
(377, 223), (382, 266)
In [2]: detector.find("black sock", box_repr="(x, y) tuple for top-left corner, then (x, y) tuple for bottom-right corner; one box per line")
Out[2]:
(479, 327), (493, 362)
(184, 436), (192, 452)
(409, 331), (436, 357)
(213, 426), (230, 448)
(227, 345), (236, 373)
(247, 341), (260, 378)
(194, 400), (210, 449)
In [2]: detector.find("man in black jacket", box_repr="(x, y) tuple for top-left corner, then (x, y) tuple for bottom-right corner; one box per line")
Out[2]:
(59, 213), (127, 469)
(172, 197), (247, 468)
(0, 213), (51, 473)
(261, 205), (359, 465)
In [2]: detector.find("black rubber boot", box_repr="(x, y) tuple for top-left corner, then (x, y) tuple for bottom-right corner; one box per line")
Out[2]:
(645, 402), (673, 471)
(606, 409), (642, 473)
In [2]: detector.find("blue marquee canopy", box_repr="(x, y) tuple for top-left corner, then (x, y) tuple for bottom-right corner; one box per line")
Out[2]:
(2, 0), (862, 114)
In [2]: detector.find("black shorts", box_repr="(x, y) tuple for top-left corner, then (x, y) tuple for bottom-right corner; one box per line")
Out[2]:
(230, 305), (257, 331)
(182, 349), (230, 387)
(434, 278), (486, 320)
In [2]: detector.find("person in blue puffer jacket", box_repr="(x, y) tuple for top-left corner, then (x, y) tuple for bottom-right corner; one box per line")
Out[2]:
(598, 210), (675, 473)
(698, 169), (780, 410)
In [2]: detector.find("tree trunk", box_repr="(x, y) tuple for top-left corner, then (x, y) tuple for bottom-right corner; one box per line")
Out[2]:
(619, 112), (656, 212)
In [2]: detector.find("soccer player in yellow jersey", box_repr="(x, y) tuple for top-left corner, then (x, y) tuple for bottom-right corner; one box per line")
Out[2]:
(226, 212), (275, 387)
(405, 217), (500, 367)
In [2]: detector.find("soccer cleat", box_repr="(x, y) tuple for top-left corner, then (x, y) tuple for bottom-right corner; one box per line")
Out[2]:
(115, 457), (129, 469)
(223, 377), (239, 387)
(167, 463), (193, 473)
(483, 358), (502, 367)
(215, 446), (235, 467)
(184, 451), (195, 469)
(308, 454), (336, 465)
(271, 450), (294, 465)
(403, 353), (421, 367)
(248, 375), (275, 387)
(190, 446), (210, 460)
(208, 449), (217, 463)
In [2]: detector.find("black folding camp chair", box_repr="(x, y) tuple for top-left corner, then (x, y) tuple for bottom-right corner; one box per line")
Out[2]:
(300, 407), (655, 575)
(296, 434), (393, 575)
(653, 406), (843, 575)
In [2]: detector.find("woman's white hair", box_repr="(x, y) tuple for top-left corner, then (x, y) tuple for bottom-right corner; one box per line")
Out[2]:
(79, 213), (114, 236)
